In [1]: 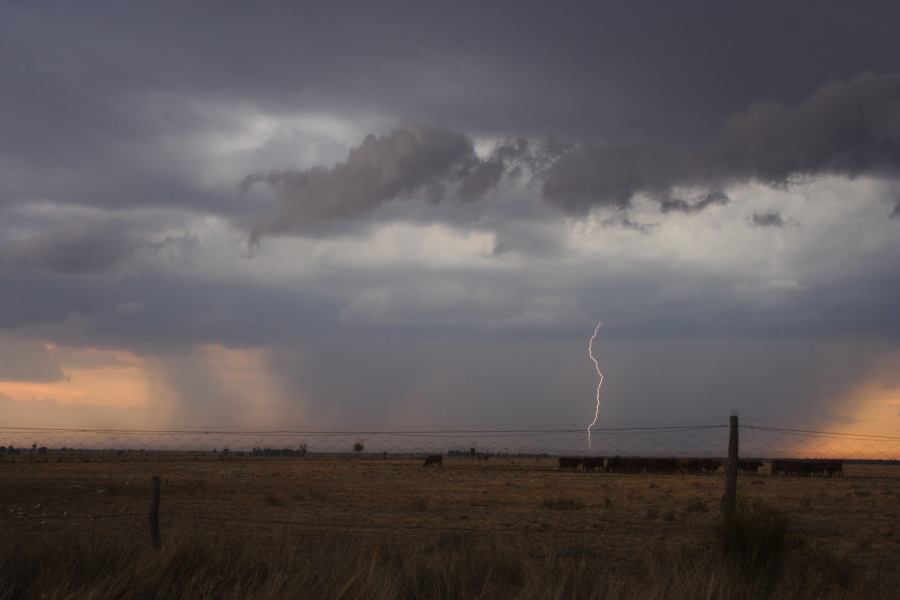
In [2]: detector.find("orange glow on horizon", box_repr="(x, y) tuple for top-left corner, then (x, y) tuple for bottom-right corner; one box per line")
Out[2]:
(0, 346), (150, 408)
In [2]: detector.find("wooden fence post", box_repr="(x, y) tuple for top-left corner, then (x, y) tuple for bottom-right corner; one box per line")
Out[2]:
(149, 475), (161, 549)
(722, 413), (739, 522)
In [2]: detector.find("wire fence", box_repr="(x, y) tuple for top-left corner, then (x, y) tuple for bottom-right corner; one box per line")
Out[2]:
(2, 423), (899, 461)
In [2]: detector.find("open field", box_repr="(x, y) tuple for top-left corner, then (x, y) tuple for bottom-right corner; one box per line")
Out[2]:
(2, 456), (900, 598)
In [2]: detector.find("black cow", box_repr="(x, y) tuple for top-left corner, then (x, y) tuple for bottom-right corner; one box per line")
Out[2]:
(824, 460), (843, 477)
(582, 456), (605, 473)
(606, 456), (643, 474)
(738, 459), (763, 474)
(423, 454), (443, 468)
(558, 456), (583, 471)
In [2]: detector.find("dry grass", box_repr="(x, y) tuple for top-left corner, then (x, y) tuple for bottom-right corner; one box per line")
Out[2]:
(0, 525), (889, 599)
(1, 456), (899, 598)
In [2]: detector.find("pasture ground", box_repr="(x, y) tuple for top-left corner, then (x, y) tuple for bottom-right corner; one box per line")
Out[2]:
(1, 455), (899, 598)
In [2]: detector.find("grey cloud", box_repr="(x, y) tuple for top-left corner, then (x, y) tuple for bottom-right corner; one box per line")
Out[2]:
(541, 143), (679, 214)
(0, 338), (65, 383)
(542, 73), (900, 214)
(240, 128), (533, 242)
(114, 301), (146, 316)
(751, 211), (785, 227)
(246, 67), (900, 229)
(723, 72), (900, 183)
(0, 219), (142, 276)
(892, 202), (900, 218)
(660, 189), (729, 215)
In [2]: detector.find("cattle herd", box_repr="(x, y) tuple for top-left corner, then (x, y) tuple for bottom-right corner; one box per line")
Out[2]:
(771, 459), (843, 477)
(417, 454), (845, 476)
(558, 456), (723, 474)
(556, 456), (844, 476)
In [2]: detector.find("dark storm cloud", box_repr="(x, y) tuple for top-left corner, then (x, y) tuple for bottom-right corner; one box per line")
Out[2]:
(236, 72), (900, 230)
(723, 72), (900, 183)
(751, 212), (785, 228)
(0, 219), (143, 276)
(4, 2), (900, 215)
(543, 73), (900, 214)
(0, 1), (899, 432)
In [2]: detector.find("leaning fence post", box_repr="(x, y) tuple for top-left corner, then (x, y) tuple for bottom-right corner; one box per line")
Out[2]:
(149, 475), (161, 549)
(722, 412), (739, 521)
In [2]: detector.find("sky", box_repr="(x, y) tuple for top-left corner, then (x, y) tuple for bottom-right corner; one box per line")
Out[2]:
(1, 1), (899, 435)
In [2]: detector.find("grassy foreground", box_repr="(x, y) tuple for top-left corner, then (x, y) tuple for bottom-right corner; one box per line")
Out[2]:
(0, 514), (889, 600)
(2, 457), (897, 598)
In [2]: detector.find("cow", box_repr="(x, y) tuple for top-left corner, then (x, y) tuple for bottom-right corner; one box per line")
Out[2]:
(558, 456), (583, 471)
(606, 456), (643, 474)
(423, 454), (443, 468)
(582, 456), (605, 473)
(645, 458), (678, 474)
(699, 459), (721, 473)
(824, 460), (843, 477)
(773, 460), (812, 476)
(677, 458), (700, 474)
(738, 459), (763, 474)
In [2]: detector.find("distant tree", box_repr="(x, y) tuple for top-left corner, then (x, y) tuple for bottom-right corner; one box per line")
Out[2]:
(353, 442), (364, 454)
(38, 447), (48, 455)
(298, 443), (308, 456)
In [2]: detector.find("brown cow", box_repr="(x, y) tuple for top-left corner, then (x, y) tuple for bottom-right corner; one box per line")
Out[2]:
(423, 454), (443, 468)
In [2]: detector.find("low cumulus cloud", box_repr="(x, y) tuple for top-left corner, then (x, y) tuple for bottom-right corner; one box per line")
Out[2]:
(239, 128), (541, 243)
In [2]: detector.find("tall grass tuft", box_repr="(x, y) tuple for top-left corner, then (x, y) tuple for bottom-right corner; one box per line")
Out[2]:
(718, 497), (794, 586)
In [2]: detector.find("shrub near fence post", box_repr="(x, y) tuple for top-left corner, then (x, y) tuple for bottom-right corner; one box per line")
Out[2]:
(149, 475), (161, 550)
(722, 413), (739, 522)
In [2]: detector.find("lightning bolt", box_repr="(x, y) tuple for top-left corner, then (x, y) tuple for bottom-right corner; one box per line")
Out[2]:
(587, 320), (604, 449)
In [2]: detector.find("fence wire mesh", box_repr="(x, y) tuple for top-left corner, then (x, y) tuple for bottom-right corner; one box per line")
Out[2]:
(1, 424), (898, 460)
(741, 425), (900, 461)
